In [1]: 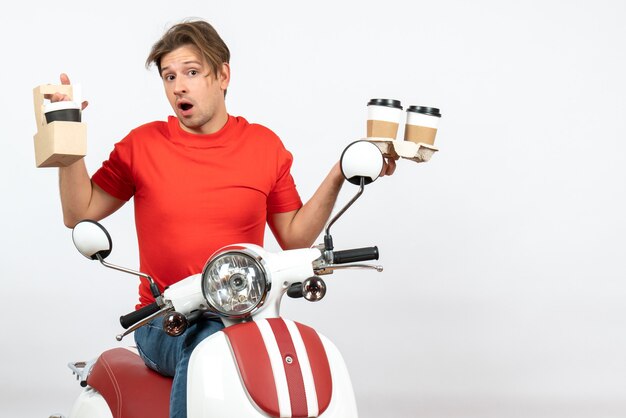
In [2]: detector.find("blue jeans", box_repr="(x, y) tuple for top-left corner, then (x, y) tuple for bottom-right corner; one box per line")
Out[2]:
(134, 315), (224, 418)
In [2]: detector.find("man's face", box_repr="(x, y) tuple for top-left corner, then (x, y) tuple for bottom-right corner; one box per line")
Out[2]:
(160, 45), (230, 135)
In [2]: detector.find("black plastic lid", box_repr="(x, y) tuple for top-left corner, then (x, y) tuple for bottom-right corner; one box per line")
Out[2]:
(407, 106), (441, 117)
(367, 98), (403, 110)
(45, 108), (82, 123)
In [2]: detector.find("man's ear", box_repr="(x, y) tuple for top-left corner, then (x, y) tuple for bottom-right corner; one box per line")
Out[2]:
(219, 62), (231, 91)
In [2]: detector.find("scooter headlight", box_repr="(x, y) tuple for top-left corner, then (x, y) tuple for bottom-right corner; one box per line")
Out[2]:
(201, 247), (270, 318)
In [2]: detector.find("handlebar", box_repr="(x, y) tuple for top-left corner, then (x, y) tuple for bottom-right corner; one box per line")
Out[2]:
(120, 302), (160, 329)
(332, 246), (379, 264)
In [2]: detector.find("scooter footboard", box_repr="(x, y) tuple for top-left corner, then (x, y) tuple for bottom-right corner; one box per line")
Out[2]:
(187, 318), (357, 418)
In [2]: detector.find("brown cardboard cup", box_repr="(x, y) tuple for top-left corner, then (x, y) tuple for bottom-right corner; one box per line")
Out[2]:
(366, 98), (403, 139)
(404, 106), (441, 145)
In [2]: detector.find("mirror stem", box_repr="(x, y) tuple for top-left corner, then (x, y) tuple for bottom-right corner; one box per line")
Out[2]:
(96, 253), (161, 298)
(323, 177), (366, 251)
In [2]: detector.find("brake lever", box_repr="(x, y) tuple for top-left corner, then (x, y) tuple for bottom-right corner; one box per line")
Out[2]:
(314, 263), (383, 275)
(115, 306), (174, 341)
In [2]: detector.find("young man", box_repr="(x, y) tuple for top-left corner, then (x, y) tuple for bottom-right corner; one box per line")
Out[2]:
(49, 20), (395, 417)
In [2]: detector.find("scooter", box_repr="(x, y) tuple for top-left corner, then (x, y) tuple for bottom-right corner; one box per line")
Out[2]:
(51, 140), (388, 418)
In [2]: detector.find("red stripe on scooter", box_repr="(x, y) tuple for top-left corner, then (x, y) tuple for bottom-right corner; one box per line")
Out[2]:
(223, 323), (280, 416)
(268, 318), (308, 417)
(296, 322), (333, 415)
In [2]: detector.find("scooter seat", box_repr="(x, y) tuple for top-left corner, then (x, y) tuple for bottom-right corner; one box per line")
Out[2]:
(87, 347), (172, 418)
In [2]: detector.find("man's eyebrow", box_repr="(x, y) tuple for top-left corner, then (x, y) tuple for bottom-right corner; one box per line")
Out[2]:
(160, 60), (203, 75)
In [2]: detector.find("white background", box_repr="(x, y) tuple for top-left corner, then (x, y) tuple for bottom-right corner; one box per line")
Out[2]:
(2, 1), (625, 417)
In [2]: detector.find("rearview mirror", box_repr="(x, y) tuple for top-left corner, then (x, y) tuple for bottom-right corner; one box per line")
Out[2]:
(340, 140), (384, 186)
(72, 220), (112, 260)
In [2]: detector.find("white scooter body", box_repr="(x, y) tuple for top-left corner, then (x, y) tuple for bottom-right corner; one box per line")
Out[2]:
(185, 246), (358, 416)
(187, 325), (357, 417)
(66, 246), (359, 418)
(68, 388), (111, 418)
(67, 330), (357, 418)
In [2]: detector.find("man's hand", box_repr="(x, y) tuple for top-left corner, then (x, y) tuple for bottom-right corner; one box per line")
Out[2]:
(44, 73), (89, 110)
(379, 156), (397, 177)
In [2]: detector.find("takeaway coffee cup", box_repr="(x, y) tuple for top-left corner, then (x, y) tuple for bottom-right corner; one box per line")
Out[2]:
(404, 106), (441, 145)
(366, 98), (403, 139)
(44, 101), (82, 123)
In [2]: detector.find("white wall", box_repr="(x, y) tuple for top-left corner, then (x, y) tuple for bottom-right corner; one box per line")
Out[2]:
(2, 1), (626, 417)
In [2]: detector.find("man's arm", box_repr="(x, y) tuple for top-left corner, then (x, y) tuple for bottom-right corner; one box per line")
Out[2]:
(268, 163), (343, 250)
(60, 160), (125, 228)
(50, 73), (125, 228)
(268, 158), (396, 250)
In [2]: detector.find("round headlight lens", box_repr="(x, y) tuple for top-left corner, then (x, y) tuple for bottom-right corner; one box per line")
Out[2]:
(201, 250), (269, 317)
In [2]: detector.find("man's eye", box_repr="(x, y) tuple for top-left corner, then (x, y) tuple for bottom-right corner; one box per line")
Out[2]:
(189, 70), (198, 76)
(165, 75), (175, 81)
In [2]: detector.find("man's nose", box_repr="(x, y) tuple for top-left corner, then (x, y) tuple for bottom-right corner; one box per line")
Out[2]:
(173, 78), (188, 95)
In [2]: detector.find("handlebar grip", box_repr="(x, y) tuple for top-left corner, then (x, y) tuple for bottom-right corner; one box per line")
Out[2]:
(120, 302), (160, 329)
(333, 246), (379, 264)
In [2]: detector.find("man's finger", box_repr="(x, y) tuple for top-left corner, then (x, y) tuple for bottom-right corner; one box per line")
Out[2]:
(386, 158), (396, 176)
(379, 158), (396, 177)
(60, 73), (71, 85)
(43, 92), (69, 103)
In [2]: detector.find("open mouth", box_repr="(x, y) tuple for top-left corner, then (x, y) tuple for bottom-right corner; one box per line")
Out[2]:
(179, 103), (193, 111)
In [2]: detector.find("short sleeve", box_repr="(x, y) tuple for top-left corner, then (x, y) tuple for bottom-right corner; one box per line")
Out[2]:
(91, 134), (135, 201)
(267, 146), (303, 214)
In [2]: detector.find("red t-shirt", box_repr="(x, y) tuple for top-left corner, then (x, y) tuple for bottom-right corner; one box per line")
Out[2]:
(92, 115), (303, 307)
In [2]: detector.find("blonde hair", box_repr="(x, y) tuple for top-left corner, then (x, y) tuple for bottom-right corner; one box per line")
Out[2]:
(146, 19), (230, 79)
